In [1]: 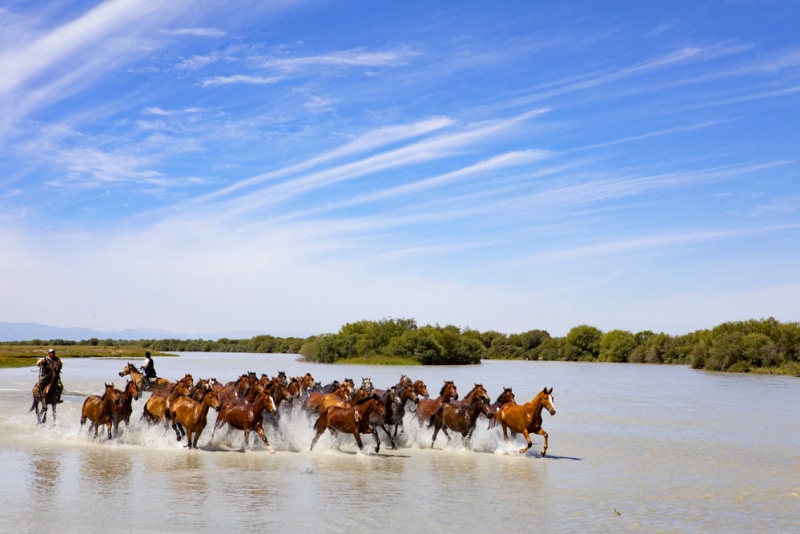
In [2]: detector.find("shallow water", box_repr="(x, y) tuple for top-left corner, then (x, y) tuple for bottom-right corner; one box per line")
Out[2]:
(1, 353), (798, 532)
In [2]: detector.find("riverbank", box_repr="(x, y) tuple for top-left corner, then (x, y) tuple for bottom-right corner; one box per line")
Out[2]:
(0, 345), (174, 369)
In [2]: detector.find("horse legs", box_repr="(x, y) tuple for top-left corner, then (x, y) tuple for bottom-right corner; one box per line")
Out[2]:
(309, 427), (324, 451)
(537, 428), (549, 457)
(352, 431), (364, 451)
(367, 429), (381, 453)
(255, 423), (275, 454)
(105, 421), (113, 440)
(519, 429), (533, 454)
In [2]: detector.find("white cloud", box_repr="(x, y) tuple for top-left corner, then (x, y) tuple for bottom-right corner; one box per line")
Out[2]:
(202, 74), (282, 86)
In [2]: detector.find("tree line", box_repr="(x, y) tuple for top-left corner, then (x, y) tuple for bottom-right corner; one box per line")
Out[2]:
(8, 317), (799, 376)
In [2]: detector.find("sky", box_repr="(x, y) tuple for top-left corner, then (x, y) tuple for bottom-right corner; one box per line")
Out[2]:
(1, 0), (799, 339)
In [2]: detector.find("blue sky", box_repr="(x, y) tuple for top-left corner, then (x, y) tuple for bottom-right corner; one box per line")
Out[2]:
(1, 0), (799, 339)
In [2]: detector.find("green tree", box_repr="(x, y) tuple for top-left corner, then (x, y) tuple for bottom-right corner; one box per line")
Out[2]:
(599, 329), (636, 362)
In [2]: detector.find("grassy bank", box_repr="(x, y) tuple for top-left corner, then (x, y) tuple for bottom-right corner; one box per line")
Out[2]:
(331, 355), (421, 366)
(0, 345), (173, 369)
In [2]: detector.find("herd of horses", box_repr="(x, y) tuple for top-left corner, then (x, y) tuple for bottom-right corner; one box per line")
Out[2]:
(32, 361), (557, 456)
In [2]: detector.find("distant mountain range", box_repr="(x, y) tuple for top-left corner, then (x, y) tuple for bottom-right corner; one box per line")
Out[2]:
(0, 322), (301, 342)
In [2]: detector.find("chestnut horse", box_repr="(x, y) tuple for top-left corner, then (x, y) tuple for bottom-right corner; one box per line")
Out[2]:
(80, 383), (118, 439)
(118, 362), (171, 392)
(495, 387), (556, 456)
(142, 379), (192, 427)
(310, 395), (386, 453)
(211, 391), (277, 453)
(112, 379), (140, 436)
(170, 390), (221, 449)
(430, 397), (493, 448)
(415, 380), (458, 424)
(303, 383), (351, 414)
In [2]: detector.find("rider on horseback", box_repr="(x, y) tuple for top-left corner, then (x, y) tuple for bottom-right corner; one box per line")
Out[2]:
(37, 348), (63, 403)
(140, 351), (157, 388)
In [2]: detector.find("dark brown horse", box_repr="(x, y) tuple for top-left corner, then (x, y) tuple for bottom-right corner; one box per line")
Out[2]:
(170, 390), (221, 449)
(371, 385), (420, 446)
(30, 358), (63, 424)
(211, 391), (278, 453)
(494, 387), (556, 456)
(430, 397), (493, 448)
(451, 383), (490, 407)
(310, 395), (386, 453)
(487, 387), (517, 428)
(118, 362), (171, 392)
(112, 379), (140, 436)
(415, 380), (458, 424)
(80, 383), (118, 439)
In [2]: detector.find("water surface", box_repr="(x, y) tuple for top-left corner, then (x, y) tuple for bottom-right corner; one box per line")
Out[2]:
(1, 353), (797, 532)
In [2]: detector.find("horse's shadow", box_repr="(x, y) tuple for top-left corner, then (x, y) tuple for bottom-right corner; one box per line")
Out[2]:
(535, 454), (582, 461)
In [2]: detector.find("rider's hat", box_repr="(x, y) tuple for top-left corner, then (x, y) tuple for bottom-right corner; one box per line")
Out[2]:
(48, 348), (55, 354)
(145, 351), (151, 357)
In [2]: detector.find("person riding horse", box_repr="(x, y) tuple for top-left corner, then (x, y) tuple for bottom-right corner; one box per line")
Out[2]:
(140, 351), (157, 388)
(37, 348), (63, 403)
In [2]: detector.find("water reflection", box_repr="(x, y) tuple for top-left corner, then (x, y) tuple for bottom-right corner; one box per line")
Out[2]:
(29, 449), (61, 498)
(79, 449), (133, 497)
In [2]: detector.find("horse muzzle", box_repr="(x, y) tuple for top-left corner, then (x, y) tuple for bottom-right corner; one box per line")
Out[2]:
(548, 408), (556, 416)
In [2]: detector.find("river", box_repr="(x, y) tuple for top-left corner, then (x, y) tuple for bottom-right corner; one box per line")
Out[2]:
(1, 353), (798, 532)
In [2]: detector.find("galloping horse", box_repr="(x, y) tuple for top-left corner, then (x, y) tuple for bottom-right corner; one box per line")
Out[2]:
(430, 397), (493, 448)
(30, 358), (63, 424)
(451, 383), (490, 407)
(211, 391), (277, 453)
(112, 379), (140, 436)
(288, 373), (316, 398)
(170, 390), (221, 449)
(303, 382), (351, 414)
(310, 395), (386, 453)
(80, 383), (118, 439)
(142, 379), (192, 427)
(416, 380), (458, 424)
(315, 385), (370, 415)
(487, 387), (517, 429)
(494, 387), (556, 456)
(372, 385), (419, 445)
(118, 362), (171, 392)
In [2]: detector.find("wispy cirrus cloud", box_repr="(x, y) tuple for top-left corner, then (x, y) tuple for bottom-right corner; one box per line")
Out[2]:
(261, 46), (420, 72)
(162, 27), (227, 37)
(202, 74), (282, 86)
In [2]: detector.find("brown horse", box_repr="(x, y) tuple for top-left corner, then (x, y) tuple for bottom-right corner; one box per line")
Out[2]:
(80, 383), (118, 439)
(118, 362), (171, 392)
(142, 379), (191, 427)
(170, 390), (221, 449)
(316, 385), (370, 415)
(30, 358), (63, 424)
(310, 395), (386, 453)
(288, 373), (316, 398)
(487, 387), (517, 428)
(211, 391), (278, 453)
(430, 397), (493, 448)
(495, 387), (556, 456)
(303, 382), (351, 414)
(112, 379), (140, 436)
(416, 380), (458, 424)
(411, 379), (430, 399)
(451, 383), (490, 407)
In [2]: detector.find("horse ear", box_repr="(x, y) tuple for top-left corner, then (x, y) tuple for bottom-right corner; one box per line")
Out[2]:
(548, 387), (553, 394)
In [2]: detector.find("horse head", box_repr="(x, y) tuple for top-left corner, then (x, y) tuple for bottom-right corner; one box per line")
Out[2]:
(413, 380), (429, 398)
(542, 387), (556, 416)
